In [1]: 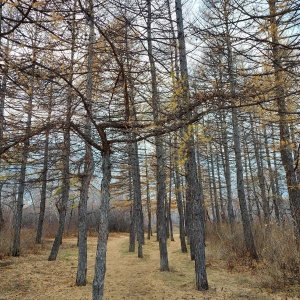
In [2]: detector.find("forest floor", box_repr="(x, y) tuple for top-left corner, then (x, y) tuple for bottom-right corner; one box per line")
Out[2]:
(0, 232), (299, 300)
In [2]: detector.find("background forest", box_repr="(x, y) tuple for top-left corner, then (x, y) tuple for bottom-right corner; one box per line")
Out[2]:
(0, 0), (299, 299)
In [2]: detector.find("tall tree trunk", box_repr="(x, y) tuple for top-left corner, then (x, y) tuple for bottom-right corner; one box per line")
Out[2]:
(166, 0), (185, 247)
(48, 1), (76, 260)
(244, 144), (253, 223)
(174, 136), (187, 252)
(245, 140), (261, 224)
(271, 123), (284, 222)
(76, 0), (95, 285)
(92, 148), (111, 300)
(220, 112), (234, 229)
(36, 89), (52, 244)
(224, 1), (257, 259)
(0, 26), (8, 235)
(207, 153), (216, 224)
(129, 139), (144, 258)
(147, 0), (169, 271)
(128, 167), (136, 252)
(209, 144), (220, 225)
(250, 115), (270, 226)
(216, 151), (225, 221)
(175, 0), (208, 289)
(144, 146), (152, 240)
(168, 164), (174, 241)
(231, 109), (257, 258)
(263, 125), (280, 224)
(12, 46), (35, 257)
(268, 0), (300, 240)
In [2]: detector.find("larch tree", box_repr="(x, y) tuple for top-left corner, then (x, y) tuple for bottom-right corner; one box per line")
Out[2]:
(48, 0), (77, 261)
(76, 0), (95, 286)
(146, 0), (169, 271)
(175, 0), (208, 290)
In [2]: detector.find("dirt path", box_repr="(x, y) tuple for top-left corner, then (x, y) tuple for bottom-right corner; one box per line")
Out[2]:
(0, 233), (299, 299)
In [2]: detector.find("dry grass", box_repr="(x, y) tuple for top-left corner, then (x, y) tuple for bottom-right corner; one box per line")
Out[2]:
(0, 223), (299, 299)
(206, 222), (300, 295)
(0, 227), (46, 258)
(0, 232), (299, 299)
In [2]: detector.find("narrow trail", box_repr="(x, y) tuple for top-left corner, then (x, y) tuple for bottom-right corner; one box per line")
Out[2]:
(0, 233), (298, 299)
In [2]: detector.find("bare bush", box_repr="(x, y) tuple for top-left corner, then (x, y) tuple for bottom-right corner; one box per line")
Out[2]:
(108, 208), (131, 232)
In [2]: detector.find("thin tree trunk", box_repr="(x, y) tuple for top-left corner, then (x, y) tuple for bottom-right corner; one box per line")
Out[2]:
(263, 125), (280, 224)
(124, 12), (144, 256)
(224, 1), (257, 259)
(175, 0), (208, 289)
(246, 141), (261, 224)
(48, 1), (76, 260)
(268, 0), (300, 240)
(167, 0), (184, 247)
(168, 165), (174, 241)
(0, 26), (8, 235)
(128, 167), (135, 252)
(36, 93), (51, 244)
(129, 140), (144, 258)
(209, 144), (220, 225)
(220, 112), (234, 229)
(207, 153), (216, 224)
(147, 0), (169, 271)
(174, 136), (187, 252)
(250, 115), (270, 226)
(76, 0), (95, 285)
(12, 46), (35, 257)
(216, 151), (225, 221)
(244, 144), (253, 223)
(271, 123), (284, 222)
(92, 148), (111, 300)
(145, 146), (152, 240)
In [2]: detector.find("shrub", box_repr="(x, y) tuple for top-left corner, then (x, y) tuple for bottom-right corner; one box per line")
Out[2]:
(108, 208), (131, 232)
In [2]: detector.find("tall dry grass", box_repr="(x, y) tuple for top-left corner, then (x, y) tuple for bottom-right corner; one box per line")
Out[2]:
(206, 221), (300, 289)
(0, 226), (45, 258)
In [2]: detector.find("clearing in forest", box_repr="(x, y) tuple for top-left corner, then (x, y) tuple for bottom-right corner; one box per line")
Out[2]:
(0, 233), (299, 299)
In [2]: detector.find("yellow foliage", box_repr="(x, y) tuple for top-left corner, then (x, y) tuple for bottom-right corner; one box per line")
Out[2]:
(32, 1), (44, 8)
(51, 10), (64, 22)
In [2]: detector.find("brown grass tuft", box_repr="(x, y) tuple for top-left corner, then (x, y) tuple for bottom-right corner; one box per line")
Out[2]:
(206, 221), (300, 292)
(0, 227), (45, 258)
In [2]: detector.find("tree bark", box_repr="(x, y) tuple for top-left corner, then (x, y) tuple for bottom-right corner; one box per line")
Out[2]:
(76, 0), (95, 285)
(48, 2), (76, 259)
(174, 136), (187, 252)
(268, 0), (300, 240)
(92, 148), (111, 300)
(0, 27), (8, 235)
(220, 112), (235, 229)
(147, 0), (169, 271)
(224, 1), (258, 259)
(175, 0), (208, 289)
(250, 115), (270, 226)
(35, 95), (51, 244)
(209, 144), (221, 225)
(12, 45), (35, 257)
(168, 165), (174, 241)
(128, 167), (136, 252)
(129, 139), (144, 258)
(144, 147), (152, 240)
(263, 125), (280, 224)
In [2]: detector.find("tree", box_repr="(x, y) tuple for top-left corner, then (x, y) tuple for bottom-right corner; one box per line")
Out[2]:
(146, 0), (169, 271)
(76, 0), (95, 286)
(175, 0), (208, 290)
(267, 0), (300, 240)
(12, 42), (36, 257)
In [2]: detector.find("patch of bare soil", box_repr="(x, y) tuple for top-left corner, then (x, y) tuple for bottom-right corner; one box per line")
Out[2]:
(0, 233), (299, 300)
